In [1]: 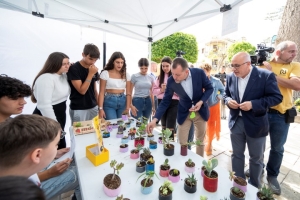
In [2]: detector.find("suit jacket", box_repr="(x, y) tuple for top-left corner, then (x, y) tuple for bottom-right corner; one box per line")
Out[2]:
(154, 68), (213, 124)
(223, 66), (282, 138)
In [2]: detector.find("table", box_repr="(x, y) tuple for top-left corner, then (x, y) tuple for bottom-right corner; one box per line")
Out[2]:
(74, 119), (258, 200)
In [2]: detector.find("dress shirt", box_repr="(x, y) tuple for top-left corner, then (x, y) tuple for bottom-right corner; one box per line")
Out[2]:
(180, 69), (193, 101)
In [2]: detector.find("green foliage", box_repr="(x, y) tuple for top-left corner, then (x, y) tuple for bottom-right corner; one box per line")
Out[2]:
(110, 160), (124, 181)
(185, 173), (197, 187)
(147, 157), (155, 164)
(202, 158), (218, 177)
(137, 171), (159, 188)
(172, 169), (179, 175)
(142, 147), (151, 157)
(75, 122), (81, 127)
(136, 144), (143, 151)
(227, 41), (256, 61)
(187, 139), (201, 147)
(163, 158), (169, 167)
(159, 128), (173, 149)
(258, 184), (274, 200)
(152, 32), (198, 63)
(229, 170), (236, 181)
(200, 196), (207, 200)
(160, 180), (174, 195)
(116, 194), (124, 200)
(187, 158), (193, 166)
(294, 98), (300, 106)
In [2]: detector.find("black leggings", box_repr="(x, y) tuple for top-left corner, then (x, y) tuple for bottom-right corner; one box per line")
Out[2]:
(158, 99), (178, 130)
(33, 101), (67, 149)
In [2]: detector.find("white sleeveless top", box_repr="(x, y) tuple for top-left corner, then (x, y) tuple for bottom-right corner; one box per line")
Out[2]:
(100, 70), (131, 89)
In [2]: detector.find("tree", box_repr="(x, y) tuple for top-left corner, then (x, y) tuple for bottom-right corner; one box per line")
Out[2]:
(227, 41), (256, 62)
(276, 0), (300, 62)
(151, 32), (198, 63)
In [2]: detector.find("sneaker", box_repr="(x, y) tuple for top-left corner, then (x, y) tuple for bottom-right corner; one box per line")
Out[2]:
(267, 176), (281, 195)
(244, 168), (264, 177)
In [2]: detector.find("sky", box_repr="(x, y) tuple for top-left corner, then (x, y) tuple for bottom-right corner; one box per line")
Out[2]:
(182, 0), (287, 46)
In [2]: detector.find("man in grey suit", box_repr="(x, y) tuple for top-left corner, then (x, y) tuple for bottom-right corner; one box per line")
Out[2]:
(224, 52), (282, 188)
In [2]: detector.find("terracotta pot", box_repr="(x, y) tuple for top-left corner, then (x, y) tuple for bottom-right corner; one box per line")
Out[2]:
(203, 170), (218, 192)
(168, 169), (180, 183)
(180, 145), (188, 156)
(134, 137), (145, 147)
(103, 174), (121, 197)
(184, 179), (197, 193)
(163, 144), (174, 156)
(119, 144), (128, 153)
(233, 176), (247, 192)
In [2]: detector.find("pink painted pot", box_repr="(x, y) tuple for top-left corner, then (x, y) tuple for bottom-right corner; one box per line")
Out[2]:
(185, 166), (195, 173)
(119, 144), (128, 153)
(168, 170), (180, 183)
(233, 176), (247, 192)
(103, 184), (121, 197)
(130, 150), (139, 159)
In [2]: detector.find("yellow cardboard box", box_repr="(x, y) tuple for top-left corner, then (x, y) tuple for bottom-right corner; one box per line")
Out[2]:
(86, 144), (109, 166)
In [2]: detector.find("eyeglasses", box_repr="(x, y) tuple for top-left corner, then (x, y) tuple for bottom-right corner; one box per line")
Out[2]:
(229, 62), (248, 69)
(60, 130), (66, 139)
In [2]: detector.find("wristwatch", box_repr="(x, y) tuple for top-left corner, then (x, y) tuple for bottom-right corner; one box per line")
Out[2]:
(98, 107), (103, 110)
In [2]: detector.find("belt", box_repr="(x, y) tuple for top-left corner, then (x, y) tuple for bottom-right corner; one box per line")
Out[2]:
(105, 93), (124, 97)
(268, 108), (284, 115)
(134, 96), (150, 99)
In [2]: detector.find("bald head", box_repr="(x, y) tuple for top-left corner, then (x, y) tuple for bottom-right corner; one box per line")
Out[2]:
(232, 52), (251, 62)
(231, 52), (252, 78)
(274, 40), (298, 63)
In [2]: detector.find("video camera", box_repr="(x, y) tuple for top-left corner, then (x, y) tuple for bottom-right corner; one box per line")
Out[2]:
(176, 50), (186, 57)
(250, 43), (275, 66)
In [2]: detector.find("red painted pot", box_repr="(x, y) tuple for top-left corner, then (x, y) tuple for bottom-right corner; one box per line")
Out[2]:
(203, 170), (218, 192)
(159, 168), (170, 177)
(134, 137), (145, 147)
(180, 145), (188, 156)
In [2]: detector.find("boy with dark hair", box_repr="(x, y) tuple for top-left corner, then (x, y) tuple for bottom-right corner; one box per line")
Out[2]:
(67, 43), (100, 123)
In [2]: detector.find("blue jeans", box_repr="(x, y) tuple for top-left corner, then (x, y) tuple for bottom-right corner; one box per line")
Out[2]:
(103, 93), (126, 120)
(266, 113), (290, 177)
(131, 96), (152, 120)
(188, 122), (194, 150)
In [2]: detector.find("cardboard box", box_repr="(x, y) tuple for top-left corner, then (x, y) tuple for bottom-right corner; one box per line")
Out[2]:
(86, 144), (109, 166)
(73, 120), (94, 135)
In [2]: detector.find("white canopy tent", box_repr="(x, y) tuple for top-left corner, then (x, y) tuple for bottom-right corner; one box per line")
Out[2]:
(0, 0), (251, 61)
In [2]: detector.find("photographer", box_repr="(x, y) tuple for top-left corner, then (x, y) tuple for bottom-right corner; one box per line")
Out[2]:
(245, 41), (300, 195)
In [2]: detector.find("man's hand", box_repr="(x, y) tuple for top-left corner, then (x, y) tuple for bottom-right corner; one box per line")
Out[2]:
(239, 101), (252, 111)
(48, 158), (72, 177)
(55, 148), (70, 159)
(228, 99), (240, 109)
(146, 119), (157, 134)
(189, 101), (203, 112)
(88, 65), (98, 75)
(263, 61), (272, 71)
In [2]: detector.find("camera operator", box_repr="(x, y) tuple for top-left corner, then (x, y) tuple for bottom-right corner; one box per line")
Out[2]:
(245, 40), (300, 195)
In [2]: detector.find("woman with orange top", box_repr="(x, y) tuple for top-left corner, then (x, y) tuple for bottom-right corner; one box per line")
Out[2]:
(200, 63), (225, 156)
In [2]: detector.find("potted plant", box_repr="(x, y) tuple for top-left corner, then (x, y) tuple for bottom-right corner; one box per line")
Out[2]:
(256, 184), (274, 200)
(180, 139), (201, 156)
(202, 158), (218, 192)
(149, 140), (157, 149)
(112, 123), (118, 129)
(158, 136), (163, 144)
(129, 118), (135, 124)
(147, 133), (154, 141)
(117, 119), (124, 125)
(159, 158), (170, 177)
(145, 157), (155, 175)
(125, 121), (131, 128)
(200, 196), (208, 200)
(229, 170), (247, 192)
(140, 147), (152, 162)
(160, 128), (174, 156)
(119, 144), (128, 153)
(128, 127), (136, 140)
(103, 129), (111, 138)
(184, 173), (197, 193)
(130, 144), (143, 159)
(168, 169), (180, 183)
(185, 158), (195, 173)
(121, 135), (129, 144)
(230, 186), (245, 200)
(116, 194), (130, 200)
(136, 161), (146, 173)
(158, 180), (173, 200)
(103, 160), (124, 197)
(134, 124), (145, 147)
(137, 171), (159, 195)
(122, 111), (129, 121)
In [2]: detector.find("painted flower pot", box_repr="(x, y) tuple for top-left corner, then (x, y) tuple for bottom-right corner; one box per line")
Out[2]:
(116, 133), (123, 138)
(201, 166), (206, 177)
(158, 192), (172, 200)
(119, 144), (128, 153)
(146, 162), (155, 175)
(117, 120), (123, 125)
(103, 174), (121, 197)
(129, 134), (135, 140)
(130, 149), (140, 159)
(180, 145), (188, 156)
(168, 170), (180, 183)
(140, 179), (153, 195)
(130, 118), (135, 124)
(230, 187), (245, 200)
(112, 123), (118, 129)
(203, 170), (218, 192)
(147, 135), (154, 141)
(122, 115), (128, 121)
(117, 126), (125, 134)
(134, 137), (145, 147)
(121, 137), (129, 144)
(233, 176), (247, 193)
(125, 122), (131, 128)
(159, 168), (170, 177)
(158, 137), (163, 144)
(163, 144), (174, 156)
(184, 180), (197, 193)
(136, 161), (146, 173)
(185, 166), (195, 173)
(149, 141), (157, 149)
(136, 121), (142, 127)
(103, 132), (110, 138)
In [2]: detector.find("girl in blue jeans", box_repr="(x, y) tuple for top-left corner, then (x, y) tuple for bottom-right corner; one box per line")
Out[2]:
(130, 58), (155, 120)
(98, 52), (131, 120)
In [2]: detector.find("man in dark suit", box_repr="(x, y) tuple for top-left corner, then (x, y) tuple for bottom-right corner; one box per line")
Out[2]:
(146, 57), (213, 156)
(224, 52), (282, 188)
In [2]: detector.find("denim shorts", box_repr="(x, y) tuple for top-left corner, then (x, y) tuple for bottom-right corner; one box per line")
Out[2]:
(103, 93), (126, 120)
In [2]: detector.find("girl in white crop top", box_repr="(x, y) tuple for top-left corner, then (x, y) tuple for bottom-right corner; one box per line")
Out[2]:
(98, 52), (131, 120)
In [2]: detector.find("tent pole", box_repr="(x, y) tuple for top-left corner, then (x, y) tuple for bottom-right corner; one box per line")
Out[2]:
(103, 32), (106, 69)
(148, 25), (153, 62)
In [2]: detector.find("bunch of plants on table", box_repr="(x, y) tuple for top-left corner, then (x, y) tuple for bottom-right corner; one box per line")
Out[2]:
(180, 139), (201, 156)
(103, 160), (124, 197)
(256, 184), (275, 200)
(229, 170), (247, 192)
(130, 144), (143, 159)
(202, 158), (218, 192)
(159, 158), (170, 177)
(136, 171), (159, 195)
(158, 180), (173, 200)
(160, 128), (175, 156)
